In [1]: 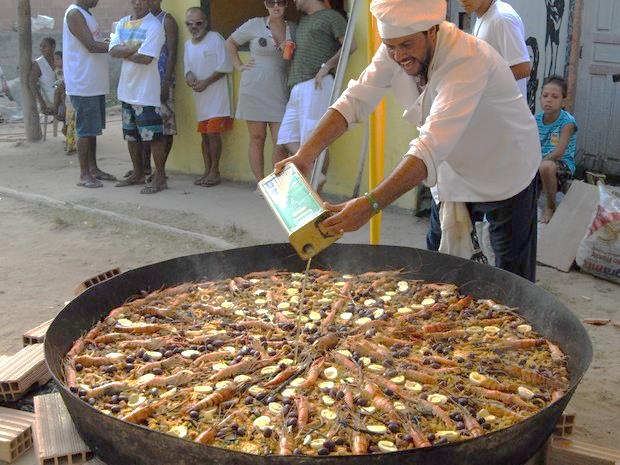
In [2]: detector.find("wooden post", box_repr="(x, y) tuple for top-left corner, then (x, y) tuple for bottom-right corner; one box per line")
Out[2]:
(17, 0), (42, 141)
(566, 0), (583, 113)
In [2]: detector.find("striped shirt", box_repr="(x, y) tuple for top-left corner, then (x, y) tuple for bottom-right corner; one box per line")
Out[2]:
(288, 9), (347, 89)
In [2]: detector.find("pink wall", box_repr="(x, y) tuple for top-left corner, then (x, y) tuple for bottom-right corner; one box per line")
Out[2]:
(0, 0), (131, 33)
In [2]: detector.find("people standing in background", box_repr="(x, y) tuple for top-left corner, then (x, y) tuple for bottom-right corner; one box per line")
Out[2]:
(184, 7), (233, 187)
(537, 76), (577, 223)
(64, 0), (116, 188)
(277, 0), (355, 190)
(110, 0), (167, 194)
(459, 0), (531, 99)
(128, 0), (178, 181)
(29, 37), (57, 116)
(225, 0), (294, 192)
(51, 51), (77, 154)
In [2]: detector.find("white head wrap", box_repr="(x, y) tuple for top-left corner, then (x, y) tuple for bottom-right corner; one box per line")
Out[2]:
(369, 0), (447, 39)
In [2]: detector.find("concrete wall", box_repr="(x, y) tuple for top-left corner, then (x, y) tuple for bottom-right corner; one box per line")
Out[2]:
(164, 0), (419, 209)
(0, 0), (130, 33)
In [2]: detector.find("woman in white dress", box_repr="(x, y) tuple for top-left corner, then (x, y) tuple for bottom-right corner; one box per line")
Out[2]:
(29, 37), (57, 115)
(225, 0), (294, 189)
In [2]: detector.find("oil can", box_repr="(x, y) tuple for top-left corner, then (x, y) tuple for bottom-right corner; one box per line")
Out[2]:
(259, 164), (342, 260)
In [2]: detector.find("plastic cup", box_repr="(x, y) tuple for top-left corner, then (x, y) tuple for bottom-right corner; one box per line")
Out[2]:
(283, 41), (295, 60)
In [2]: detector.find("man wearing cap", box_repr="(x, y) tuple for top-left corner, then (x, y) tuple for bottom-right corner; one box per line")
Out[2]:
(274, 0), (541, 282)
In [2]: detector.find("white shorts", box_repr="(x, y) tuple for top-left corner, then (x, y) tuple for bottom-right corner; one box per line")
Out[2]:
(277, 75), (334, 147)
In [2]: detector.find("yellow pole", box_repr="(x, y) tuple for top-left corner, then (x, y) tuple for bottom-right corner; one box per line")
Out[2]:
(366, 3), (385, 245)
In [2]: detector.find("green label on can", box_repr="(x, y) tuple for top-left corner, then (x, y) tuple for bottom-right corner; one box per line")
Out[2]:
(261, 165), (323, 233)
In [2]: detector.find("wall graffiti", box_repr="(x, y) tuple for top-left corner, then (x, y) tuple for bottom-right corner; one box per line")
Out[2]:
(545, 0), (565, 76)
(526, 36), (540, 114)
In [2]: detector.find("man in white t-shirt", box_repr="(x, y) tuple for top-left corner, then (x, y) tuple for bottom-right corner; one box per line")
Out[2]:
(183, 7), (233, 187)
(109, 0), (167, 194)
(64, 0), (115, 188)
(459, 0), (530, 99)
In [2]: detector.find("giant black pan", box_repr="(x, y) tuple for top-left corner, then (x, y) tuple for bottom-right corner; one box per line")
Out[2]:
(45, 244), (592, 465)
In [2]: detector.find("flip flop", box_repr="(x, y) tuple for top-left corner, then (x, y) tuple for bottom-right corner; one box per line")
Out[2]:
(93, 171), (117, 182)
(140, 182), (167, 195)
(115, 178), (145, 187)
(76, 179), (103, 188)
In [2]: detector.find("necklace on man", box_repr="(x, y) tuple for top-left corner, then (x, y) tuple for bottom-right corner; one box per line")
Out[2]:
(473, 0), (497, 36)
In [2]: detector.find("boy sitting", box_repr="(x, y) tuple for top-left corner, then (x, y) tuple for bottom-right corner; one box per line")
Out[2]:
(537, 75), (578, 223)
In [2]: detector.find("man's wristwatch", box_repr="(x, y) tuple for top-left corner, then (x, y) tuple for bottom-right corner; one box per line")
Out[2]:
(364, 192), (381, 215)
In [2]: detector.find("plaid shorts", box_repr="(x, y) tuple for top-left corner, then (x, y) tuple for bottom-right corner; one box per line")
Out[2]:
(554, 159), (573, 191)
(121, 102), (163, 142)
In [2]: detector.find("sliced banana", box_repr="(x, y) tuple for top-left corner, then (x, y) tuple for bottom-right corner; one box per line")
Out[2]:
(117, 318), (133, 327)
(373, 308), (385, 319)
(137, 373), (156, 384)
(248, 385), (265, 396)
(286, 288), (299, 296)
(421, 298), (436, 306)
(477, 409), (491, 419)
(193, 385), (213, 394)
(310, 438), (325, 449)
(317, 298), (333, 305)
(185, 330), (204, 337)
(390, 375), (405, 385)
(106, 352), (124, 361)
(160, 387), (177, 399)
(355, 317), (372, 326)
(336, 349), (352, 357)
(224, 346), (236, 354)
(469, 372), (487, 385)
(254, 298), (267, 306)
(466, 326), (483, 334)
(385, 291), (397, 296)
(397, 307), (413, 314)
(483, 326), (500, 334)
(128, 394), (146, 407)
(368, 364), (385, 373)
(282, 388), (296, 399)
(215, 381), (232, 390)
(318, 381), (335, 390)
(334, 281), (346, 287)
(518, 386), (535, 400)
(517, 324), (532, 334)
(181, 350), (201, 359)
(485, 415), (497, 423)
(394, 401), (406, 412)
(367, 424), (387, 434)
(280, 358), (294, 366)
(290, 377), (306, 387)
(359, 357), (371, 367)
(168, 425), (188, 438)
(277, 302), (290, 310)
(322, 395), (336, 406)
(428, 394), (448, 405)
(378, 440), (398, 452)
(339, 312), (353, 321)
(309, 311), (322, 321)
(323, 367), (339, 380)
(281, 310), (295, 318)
(405, 380), (422, 392)
(260, 365), (279, 375)
(289, 296), (300, 305)
(234, 309), (246, 317)
(363, 299), (377, 307)
(212, 363), (229, 371)
(233, 375), (251, 383)
(253, 415), (271, 430)
(435, 430), (460, 442)
(342, 274), (354, 279)
(221, 301), (234, 309)
(268, 402), (283, 414)
(323, 289), (337, 297)
(253, 289), (266, 296)
(360, 406), (376, 415)
(321, 409), (337, 421)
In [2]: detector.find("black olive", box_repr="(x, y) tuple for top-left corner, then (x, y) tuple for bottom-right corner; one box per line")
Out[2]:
(125, 363), (134, 372)
(153, 368), (163, 376)
(324, 439), (336, 450)
(75, 363), (84, 372)
(110, 395), (120, 404)
(436, 437), (449, 445)
(317, 447), (330, 456)
(163, 350), (174, 358)
(427, 433), (435, 442)
(137, 349), (146, 357)
(266, 395), (277, 404)
(286, 417), (297, 427)
(189, 410), (200, 419)
(263, 427), (273, 438)
(334, 437), (345, 446)
(88, 397), (96, 405)
(236, 427), (246, 436)
(388, 421), (400, 433)
(293, 448), (303, 455)
(78, 389), (87, 397)
(244, 396), (254, 405)
(431, 362), (441, 369)
(111, 405), (121, 414)
(456, 421), (466, 430)
(483, 422), (492, 430)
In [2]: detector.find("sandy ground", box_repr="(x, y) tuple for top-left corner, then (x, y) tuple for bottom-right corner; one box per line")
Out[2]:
(0, 119), (618, 464)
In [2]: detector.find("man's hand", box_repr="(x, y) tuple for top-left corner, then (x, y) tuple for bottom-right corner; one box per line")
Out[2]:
(314, 65), (330, 90)
(192, 79), (209, 93)
(273, 152), (316, 177)
(320, 197), (374, 234)
(185, 71), (198, 88)
(236, 58), (255, 72)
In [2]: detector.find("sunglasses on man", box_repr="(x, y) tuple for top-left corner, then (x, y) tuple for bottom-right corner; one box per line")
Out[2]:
(185, 20), (205, 27)
(265, 0), (288, 7)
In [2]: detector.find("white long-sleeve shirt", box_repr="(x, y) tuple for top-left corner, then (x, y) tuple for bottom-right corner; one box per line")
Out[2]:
(331, 21), (540, 203)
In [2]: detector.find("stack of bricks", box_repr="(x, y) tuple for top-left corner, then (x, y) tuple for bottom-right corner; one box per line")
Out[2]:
(0, 406), (35, 463)
(33, 393), (93, 465)
(74, 268), (121, 296)
(22, 319), (54, 346)
(0, 344), (50, 403)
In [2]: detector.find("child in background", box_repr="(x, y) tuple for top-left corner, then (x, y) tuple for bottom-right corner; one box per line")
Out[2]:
(52, 51), (77, 154)
(537, 75), (578, 223)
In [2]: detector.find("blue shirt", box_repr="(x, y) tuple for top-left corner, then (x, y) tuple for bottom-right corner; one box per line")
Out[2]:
(536, 109), (578, 173)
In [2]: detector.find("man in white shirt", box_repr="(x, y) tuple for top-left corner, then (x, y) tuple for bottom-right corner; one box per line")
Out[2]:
(110, 0), (167, 194)
(183, 7), (233, 187)
(64, 0), (115, 188)
(275, 0), (541, 281)
(459, 0), (531, 98)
